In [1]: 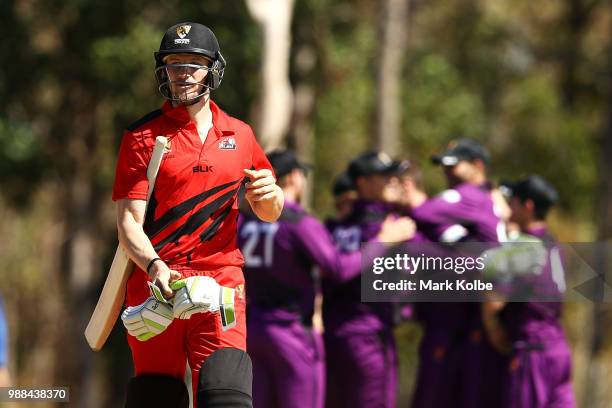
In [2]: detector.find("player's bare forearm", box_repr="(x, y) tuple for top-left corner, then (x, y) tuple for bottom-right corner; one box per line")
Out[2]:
(244, 168), (284, 222)
(116, 199), (159, 271)
(117, 199), (181, 297)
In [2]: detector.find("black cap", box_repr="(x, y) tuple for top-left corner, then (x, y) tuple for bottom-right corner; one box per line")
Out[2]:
(332, 172), (355, 196)
(431, 138), (491, 166)
(501, 175), (559, 208)
(266, 150), (311, 178)
(155, 22), (221, 66)
(347, 151), (408, 181)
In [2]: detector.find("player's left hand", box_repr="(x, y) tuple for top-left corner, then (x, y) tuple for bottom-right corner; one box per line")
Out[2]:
(243, 168), (281, 203)
(170, 276), (235, 319)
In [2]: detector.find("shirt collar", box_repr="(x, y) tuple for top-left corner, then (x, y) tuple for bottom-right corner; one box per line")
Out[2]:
(161, 99), (235, 138)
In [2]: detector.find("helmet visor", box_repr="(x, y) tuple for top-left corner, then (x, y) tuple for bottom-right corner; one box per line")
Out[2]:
(155, 63), (212, 102)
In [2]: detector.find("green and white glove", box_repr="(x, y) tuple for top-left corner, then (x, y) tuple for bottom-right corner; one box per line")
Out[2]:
(121, 296), (174, 341)
(170, 277), (236, 330)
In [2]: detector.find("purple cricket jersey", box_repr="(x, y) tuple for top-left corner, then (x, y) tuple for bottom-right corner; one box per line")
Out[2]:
(239, 201), (364, 325)
(322, 199), (399, 335)
(238, 201), (368, 408)
(499, 227), (565, 344)
(497, 227), (575, 408)
(323, 199), (402, 408)
(411, 182), (505, 243)
(409, 182), (505, 408)
(410, 182), (504, 327)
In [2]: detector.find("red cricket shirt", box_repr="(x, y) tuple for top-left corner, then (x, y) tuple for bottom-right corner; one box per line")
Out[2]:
(113, 100), (273, 270)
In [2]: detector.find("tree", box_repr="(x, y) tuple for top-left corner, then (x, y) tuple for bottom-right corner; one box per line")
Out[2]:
(245, 0), (295, 150)
(375, 0), (409, 154)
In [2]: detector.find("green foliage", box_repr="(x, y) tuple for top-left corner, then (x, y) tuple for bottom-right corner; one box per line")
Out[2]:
(0, 120), (45, 208)
(400, 53), (488, 194)
(311, 1), (378, 214)
(492, 71), (597, 218)
(91, 22), (160, 90)
(0, 0), (611, 405)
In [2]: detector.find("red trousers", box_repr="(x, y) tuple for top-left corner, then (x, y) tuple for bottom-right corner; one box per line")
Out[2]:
(125, 265), (247, 402)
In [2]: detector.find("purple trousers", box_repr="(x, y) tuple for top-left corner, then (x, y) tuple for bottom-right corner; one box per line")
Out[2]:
(501, 340), (575, 408)
(248, 319), (324, 408)
(412, 326), (500, 408)
(325, 330), (398, 408)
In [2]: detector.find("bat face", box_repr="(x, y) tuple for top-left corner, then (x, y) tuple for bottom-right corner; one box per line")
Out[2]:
(85, 137), (168, 351)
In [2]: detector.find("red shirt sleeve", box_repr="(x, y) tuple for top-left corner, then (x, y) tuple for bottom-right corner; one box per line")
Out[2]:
(248, 126), (274, 176)
(112, 130), (150, 201)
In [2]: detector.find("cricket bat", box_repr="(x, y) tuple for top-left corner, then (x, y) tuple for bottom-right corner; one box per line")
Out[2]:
(85, 136), (168, 351)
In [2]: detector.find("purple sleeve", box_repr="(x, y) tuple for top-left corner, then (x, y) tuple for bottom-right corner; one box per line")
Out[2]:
(295, 216), (365, 283)
(411, 189), (482, 242)
(413, 190), (473, 225)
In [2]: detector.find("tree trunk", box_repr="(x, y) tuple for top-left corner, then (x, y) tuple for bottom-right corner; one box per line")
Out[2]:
(52, 91), (100, 408)
(559, 0), (600, 109)
(375, 0), (409, 154)
(287, 11), (318, 208)
(245, 0), (295, 150)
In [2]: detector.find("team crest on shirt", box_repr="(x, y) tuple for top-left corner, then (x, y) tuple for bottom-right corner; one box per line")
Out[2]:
(219, 137), (237, 150)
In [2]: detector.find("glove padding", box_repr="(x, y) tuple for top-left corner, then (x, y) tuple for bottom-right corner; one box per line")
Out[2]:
(170, 277), (236, 330)
(170, 276), (230, 317)
(121, 296), (174, 341)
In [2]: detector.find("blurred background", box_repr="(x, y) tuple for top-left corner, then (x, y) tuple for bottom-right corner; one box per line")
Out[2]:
(0, 0), (611, 406)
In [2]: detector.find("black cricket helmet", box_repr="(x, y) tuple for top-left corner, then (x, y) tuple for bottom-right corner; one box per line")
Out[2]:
(154, 22), (226, 103)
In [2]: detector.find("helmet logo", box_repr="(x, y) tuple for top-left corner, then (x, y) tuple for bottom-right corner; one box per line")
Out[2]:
(176, 25), (191, 38)
(377, 152), (392, 165)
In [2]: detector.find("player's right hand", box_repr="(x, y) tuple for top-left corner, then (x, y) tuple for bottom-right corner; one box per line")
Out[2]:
(121, 296), (174, 341)
(148, 260), (182, 299)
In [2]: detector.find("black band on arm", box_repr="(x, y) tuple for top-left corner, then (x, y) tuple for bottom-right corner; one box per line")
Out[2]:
(146, 257), (162, 275)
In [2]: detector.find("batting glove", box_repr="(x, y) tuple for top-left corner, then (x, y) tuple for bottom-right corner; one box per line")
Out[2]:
(170, 277), (236, 330)
(121, 296), (174, 341)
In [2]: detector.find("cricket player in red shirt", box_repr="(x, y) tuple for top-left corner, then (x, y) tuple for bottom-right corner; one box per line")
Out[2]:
(113, 22), (283, 407)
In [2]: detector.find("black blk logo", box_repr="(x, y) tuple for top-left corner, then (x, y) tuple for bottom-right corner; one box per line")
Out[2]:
(193, 165), (214, 173)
